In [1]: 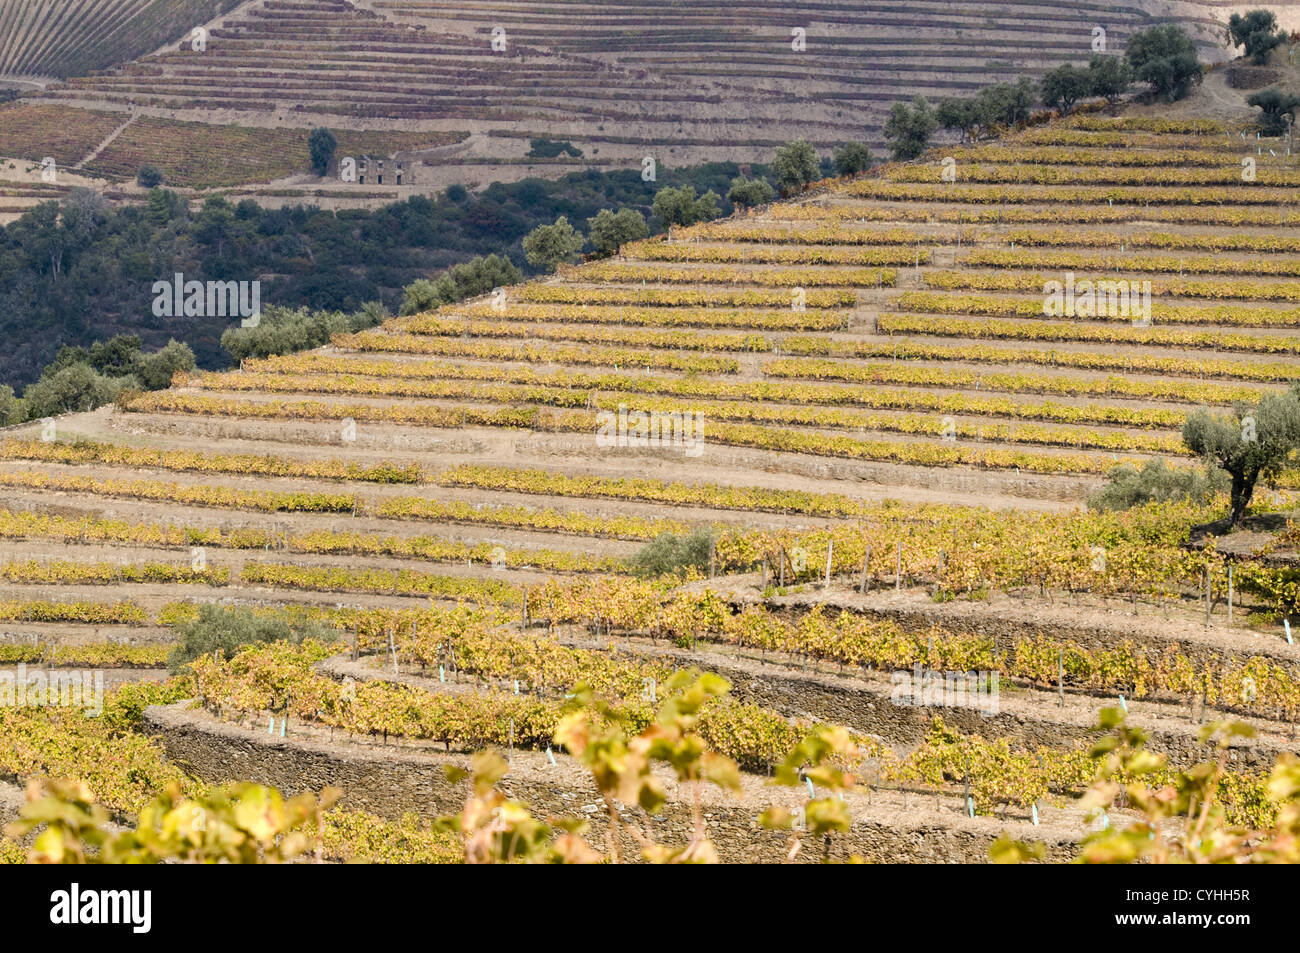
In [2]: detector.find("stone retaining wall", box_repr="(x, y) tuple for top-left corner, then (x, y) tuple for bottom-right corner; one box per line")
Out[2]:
(143, 702), (1079, 863)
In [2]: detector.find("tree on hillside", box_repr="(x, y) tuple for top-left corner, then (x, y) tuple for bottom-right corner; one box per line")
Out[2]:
(1182, 386), (1300, 527)
(771, 140), (820, 195)
(136, 164), (163, 188)
(1087, 54), (1133, 106)
(936, 97), (980, 142)
(20, 363), (130, 418)
(586, 207), (648, 257)
(726, 176), (775, 209)
(651, 184), (721, 226)
(832, 141), (873, 176)
(522, 216), (583, 269)
(979, 77), (1037, 128)
(0, 386), (20, 426)
(420, 254), (521, 305)
(134, 339), (195, 390)
(1040, 64), (1093, 115)
(222, 304), (386, 361)
(884, 96), (937, 161)
(1247, 88), (1300, 135)
(308, 127), (337, 176)
(1227, 10), (1286, 65)
(1126, 24), (1202, 102)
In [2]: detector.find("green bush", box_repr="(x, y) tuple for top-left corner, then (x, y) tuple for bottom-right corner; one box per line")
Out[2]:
(167, 604), (339, 674)
(136, 339), (195, 390)
(527, 138), (583, 158)
(1087, 459), (1227, 512)
(628, 529), (716, 578)
(21, 364), (133, 418)
(832, 142), (873, 176)
(221, 304), (385, 362)
(727, 176), (775, 209)
(136, 164), (163, 188)
(0, 385), (21, 426)
(309, 127), (337, 175)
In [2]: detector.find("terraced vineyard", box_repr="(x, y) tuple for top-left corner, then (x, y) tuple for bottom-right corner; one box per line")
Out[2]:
(0, 0), (244, 79)
(17, 0), (1244, 193)
(4, 110), (1300, 865)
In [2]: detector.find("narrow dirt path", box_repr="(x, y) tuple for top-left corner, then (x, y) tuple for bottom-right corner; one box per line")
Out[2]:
(73, 114), (136, 170)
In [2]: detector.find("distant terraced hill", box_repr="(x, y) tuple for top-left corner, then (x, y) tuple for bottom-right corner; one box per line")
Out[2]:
(0, 0), (1290, 195)
(40, 0), (1224, 140)
(0, 0), (245, 82)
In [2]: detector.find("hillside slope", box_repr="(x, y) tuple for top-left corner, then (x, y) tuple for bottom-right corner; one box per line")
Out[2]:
(3, 106), (1300, 858)
(0, 0), (245, 81)
(6, 0), (1289, 193)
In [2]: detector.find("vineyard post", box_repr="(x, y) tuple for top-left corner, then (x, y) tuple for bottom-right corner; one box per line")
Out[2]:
(523, 587), (530, 628)
(824, 539), (833, 589)
(352, 627), (358, 662)
(1205, 566), (1212, 627)
(896, 540), (902, 591)
(709, 541), (715, 579)
(1058, 649), (1064, 707)
(1227, 564), (1233, 622)
(860, 546), (871, 594)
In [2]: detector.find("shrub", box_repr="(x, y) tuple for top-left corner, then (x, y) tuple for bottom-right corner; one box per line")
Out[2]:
(1088, 459), (1227, 511)
(527, 138), (582, 158)
(136, 164), (163, 188)
(628, 528), (716, 578)
(727, 176), (775, 209)
(167, 604), (338, 674)
(221, 305), (382, 361)
(1247, 88), (1300, 135)
(399, 254), (522, 313)
(832, 142), (873, 176)
(135, 339), (195, 390)
(0, 385), (21, 426)
(308, 127), (337, 175)
(21, 363), (133, 418)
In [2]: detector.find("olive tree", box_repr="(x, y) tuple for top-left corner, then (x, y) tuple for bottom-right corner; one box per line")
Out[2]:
(1182, 386), (1300, 526)
(522, 216), (583, 269)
